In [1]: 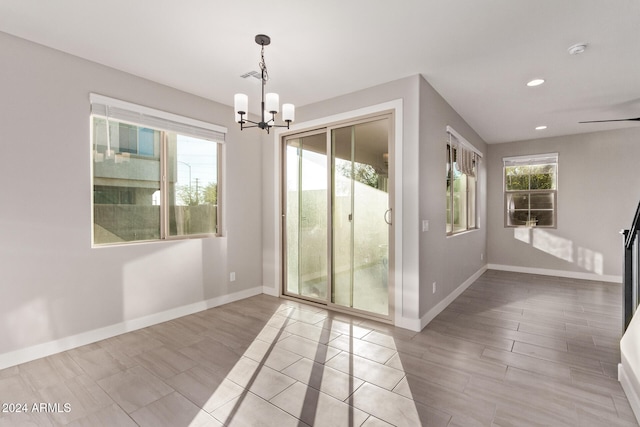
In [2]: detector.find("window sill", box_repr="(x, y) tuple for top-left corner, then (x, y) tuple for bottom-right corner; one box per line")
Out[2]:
(92, 234), (220, 248)
(446, 228), (480, 238)
(504, 225), (557, 230)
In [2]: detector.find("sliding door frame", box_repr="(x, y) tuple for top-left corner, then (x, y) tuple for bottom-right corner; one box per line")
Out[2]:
(280, 111), (396, 323)
(281, 128), (330, 306)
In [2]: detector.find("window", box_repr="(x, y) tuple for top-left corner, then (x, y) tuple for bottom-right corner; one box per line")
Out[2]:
(90, 94), (226, 246)
(446, 126), (481, 235)
(503, 153), (558, 228)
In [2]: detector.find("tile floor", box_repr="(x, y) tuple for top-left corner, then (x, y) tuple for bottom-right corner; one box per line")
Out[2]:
(0, 270), (637, 426)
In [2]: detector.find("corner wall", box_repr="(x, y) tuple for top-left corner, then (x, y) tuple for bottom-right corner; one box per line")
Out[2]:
(417, 76), (488, 321)
(0, 32), (263, 368)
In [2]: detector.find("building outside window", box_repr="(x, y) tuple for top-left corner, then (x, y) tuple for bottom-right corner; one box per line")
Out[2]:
(90, 94), (225, 246)
(503, 153), (558, 228)
(446, 127), (481, 235)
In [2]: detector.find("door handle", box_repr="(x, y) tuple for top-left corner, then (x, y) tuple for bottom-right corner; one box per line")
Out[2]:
(384, 208), (392, 225)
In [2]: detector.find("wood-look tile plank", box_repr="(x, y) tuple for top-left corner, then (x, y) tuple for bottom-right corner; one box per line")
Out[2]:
(614, 394), (639, 423)
(327, 334), (397, 364)
(211, 391), (309, 427)
(571, 368), (627, 398)
(283, 321), (341, 344)
(481, 347), (572, 379)
(275, 334), (342, 364)
(361, 415), (395, 426)
(350, 382), (451, 427)
(164, 365), (244, 413)
(319, 318), (373, 339)
(177, 337), (243, 377)
(130, 392), (221, 427)
(67, 345), (136, 381)
(269, 381), (369, 427)
(96, 365), (173, 414)
(0, 374), (55, 426)
(224, 357), (296, 401)
(505, 366), (617, 410)
(411, 329), (486, 357)
(452, 312), (521, 331)
(492, 403), (577, 427)
(567, 341), (621, 364)
(37, 374), (114, 425)
(517, 321), (594, 346)
(144, 320), (206, 349)
(387, 351), (471, 392)
(465, 375), (578, 424)
(512, 341), (603, 375)
(438, 324), (515, 351)
(325, 351), (405, 391)
(241, 339), (302, 371)
(65, 404), (137, 427)
(99, 329), (164, 357)
(280, 357), (364, 401)
(394, 375), (495, 426)
(134, 346), (199, 379)
(18, 352), (84, 391)
(576, 404), (640, 427)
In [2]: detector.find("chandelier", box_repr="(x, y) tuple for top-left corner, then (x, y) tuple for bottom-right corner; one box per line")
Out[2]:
(234, 34), (295, 133)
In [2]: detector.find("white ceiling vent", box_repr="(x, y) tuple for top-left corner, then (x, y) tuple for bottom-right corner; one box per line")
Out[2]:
(240, 71), (261, 80)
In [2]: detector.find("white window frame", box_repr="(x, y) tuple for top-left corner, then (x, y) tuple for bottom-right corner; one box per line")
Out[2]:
(503, 153), (558, 228)
(446, 126), (482, 236)
(90, 94), (226, 246)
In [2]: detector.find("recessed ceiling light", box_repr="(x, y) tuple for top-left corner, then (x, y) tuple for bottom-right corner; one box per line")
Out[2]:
(568, 43), (587, 55)
(535, 125), (548, 130)
(527, 79), (545, 87)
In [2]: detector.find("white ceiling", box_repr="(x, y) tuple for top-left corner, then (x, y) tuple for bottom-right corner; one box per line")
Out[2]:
(1, 0), (639, 143)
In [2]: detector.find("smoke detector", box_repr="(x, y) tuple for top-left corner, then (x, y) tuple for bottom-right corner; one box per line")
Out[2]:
(568, 43), (587, 55)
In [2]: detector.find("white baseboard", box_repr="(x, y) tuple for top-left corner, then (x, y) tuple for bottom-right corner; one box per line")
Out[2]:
(619, 360), (640, 425)
(0, 286), (263, 371)
(419, 265), (488, 330)
(487, 263), (621, 283)
(262, 285), (280, 297)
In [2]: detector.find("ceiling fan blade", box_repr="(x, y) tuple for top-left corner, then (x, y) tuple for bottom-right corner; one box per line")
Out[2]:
(579, 117), (640, 123)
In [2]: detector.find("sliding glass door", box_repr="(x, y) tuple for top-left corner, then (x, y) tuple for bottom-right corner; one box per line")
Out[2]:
(284, 132), (329, 302)
(332, 119), (390, 315)
(283, 116), (392, 318)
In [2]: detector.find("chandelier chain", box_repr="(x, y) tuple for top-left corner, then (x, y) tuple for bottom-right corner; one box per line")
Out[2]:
(259, 44), (269, 82)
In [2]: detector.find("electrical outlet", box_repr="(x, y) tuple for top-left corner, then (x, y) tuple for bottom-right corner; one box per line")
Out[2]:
(422, 220), (429, 232)
(230, 272), (236, 282)
(432, 282), (437, 294)
(481, 252), (484, 261)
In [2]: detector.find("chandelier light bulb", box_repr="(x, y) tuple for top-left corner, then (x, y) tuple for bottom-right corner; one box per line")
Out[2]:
(265, 93), (279, 113)
(234, 93), (248, 115)
(282, 104), (295, 122)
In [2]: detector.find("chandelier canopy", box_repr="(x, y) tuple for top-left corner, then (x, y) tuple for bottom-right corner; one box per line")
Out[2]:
(234, 34), (294, 133)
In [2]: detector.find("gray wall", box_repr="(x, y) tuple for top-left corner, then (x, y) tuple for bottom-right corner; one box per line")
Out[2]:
(263, 74), (489, 325)
(263, 75), (422, 323)
(418, 77), (488, 317)
(487, 127), (640, 279)
(0, 32), (263, 356)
